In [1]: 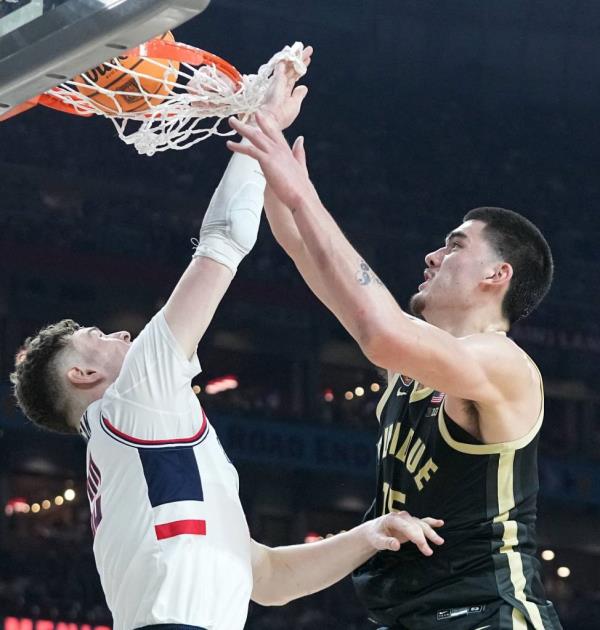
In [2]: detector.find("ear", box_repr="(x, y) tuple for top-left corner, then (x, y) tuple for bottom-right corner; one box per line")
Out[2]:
(67, 366), (103, 388)
(482, 262), (513, 288)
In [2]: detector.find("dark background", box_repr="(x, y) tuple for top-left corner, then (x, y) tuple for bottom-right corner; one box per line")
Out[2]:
(1, 1), (600, 628)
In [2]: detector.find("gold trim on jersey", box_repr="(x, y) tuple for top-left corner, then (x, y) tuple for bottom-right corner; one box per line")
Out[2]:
(376, 373), (401, 422)
(409, 382), (434, 403)
(437, 403), (543, 455)
(437, 353), (545, 455)
(512, 608), (529, 629)
(494, 450), (546, 629)
(493, 355), (547, 629)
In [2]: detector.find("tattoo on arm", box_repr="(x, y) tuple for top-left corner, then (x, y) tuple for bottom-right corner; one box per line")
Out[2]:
(356, 260), (383, 286)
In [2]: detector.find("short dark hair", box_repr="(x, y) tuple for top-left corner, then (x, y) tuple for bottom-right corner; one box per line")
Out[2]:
(464, 207), (553, 324)
(10, 319), (81, 434)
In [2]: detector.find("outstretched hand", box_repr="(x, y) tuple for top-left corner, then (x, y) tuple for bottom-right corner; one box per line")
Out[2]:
(228, 111), (315, 211)
(367, 511), (445, 556)
(261, 45), (313, 130)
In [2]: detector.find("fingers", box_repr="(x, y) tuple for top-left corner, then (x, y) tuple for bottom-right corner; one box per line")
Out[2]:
(292, 136), (307, 172)
(422, 517), (444, 529)
(273, 63), (287, 88)
(407, 522), (434, 556)
(385, 515), (431, 556)
(228, 117), (272, 151)
(383, 537), (401, 552)
(302, 45), (313, 68)
(411, 518), (445, 555)
(420, 520), (445, 546)
(288, 85), (308, 125)
(226, 139), (262, 160)
(384, 513), (445, 557)
(292, 84), (309, 104)
(254, 110), (287, 143)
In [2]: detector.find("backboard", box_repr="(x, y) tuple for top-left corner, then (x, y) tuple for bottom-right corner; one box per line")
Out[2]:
(0, 0), (211, 115)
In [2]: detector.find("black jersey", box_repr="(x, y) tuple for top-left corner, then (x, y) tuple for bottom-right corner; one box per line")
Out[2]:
(352, 369), (562, 629)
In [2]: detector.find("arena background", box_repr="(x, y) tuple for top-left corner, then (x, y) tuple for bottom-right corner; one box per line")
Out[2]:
(1, 1), (600, 628)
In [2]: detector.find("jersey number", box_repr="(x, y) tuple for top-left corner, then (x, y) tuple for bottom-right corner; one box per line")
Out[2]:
(382, 481), (407, 515)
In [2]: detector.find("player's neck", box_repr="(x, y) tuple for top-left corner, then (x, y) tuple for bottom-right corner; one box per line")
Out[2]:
(424, 305), (508, 337)
(67, 386), (107, 429)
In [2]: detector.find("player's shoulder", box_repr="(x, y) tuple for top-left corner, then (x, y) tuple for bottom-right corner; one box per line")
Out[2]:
(459, 330), (525, 361)
(460, 332), (541, 397)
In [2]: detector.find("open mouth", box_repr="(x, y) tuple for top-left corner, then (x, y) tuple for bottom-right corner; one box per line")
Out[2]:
(419, 272), (434, 291)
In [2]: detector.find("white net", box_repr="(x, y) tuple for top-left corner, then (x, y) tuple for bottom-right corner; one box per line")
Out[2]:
(47, 42), (306, 156)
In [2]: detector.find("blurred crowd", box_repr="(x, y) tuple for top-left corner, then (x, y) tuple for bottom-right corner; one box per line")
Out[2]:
(2, 101), (600, 315)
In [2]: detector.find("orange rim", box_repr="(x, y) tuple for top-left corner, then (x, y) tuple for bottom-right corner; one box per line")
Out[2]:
(39, 91), (95, 116)
(0, 98), (40, 122)
(131, 38), (242, 87)
(1, 35), (242, 120)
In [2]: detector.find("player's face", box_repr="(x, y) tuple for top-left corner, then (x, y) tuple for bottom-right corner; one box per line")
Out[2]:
(410, 219), (501, 320)
(70, 326), (132, 382)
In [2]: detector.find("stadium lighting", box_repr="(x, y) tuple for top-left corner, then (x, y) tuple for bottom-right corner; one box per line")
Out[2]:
(205, 375), (239, 395)
(64, 489), (76, 501)
(541, 549), (555, 561)
(5, 498), (30, 515)
(557, 566), (570, 578)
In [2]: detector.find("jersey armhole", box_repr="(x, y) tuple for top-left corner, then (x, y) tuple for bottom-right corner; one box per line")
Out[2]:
(376, 373), (401, 422)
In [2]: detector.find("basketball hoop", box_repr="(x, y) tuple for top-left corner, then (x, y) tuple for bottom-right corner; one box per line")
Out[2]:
(2, 38), (306, 156)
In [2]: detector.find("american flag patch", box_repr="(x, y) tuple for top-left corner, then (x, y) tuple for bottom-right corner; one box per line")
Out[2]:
(431, 392), (445, 404)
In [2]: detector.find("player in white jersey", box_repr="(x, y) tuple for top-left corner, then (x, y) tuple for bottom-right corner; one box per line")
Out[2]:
(77, 308), (253, 629)
(11, 49), (444, 630)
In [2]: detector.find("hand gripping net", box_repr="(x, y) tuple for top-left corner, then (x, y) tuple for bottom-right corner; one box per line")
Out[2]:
(41, 40), (307, 156)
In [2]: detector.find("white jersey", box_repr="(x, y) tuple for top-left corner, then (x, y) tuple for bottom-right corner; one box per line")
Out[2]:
(79, 310), (252, 630)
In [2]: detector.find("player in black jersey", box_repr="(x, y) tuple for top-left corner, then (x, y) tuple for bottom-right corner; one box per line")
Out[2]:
(228, 111), (563, 629)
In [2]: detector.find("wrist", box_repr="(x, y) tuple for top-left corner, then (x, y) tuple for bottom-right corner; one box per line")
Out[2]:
(343, 521), (378, 558)
(291, 183), (322, 216)
(193, 235), (244, 274)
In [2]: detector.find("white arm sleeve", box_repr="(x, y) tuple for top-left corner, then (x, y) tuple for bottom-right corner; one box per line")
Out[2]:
(193, 140), (266, 273)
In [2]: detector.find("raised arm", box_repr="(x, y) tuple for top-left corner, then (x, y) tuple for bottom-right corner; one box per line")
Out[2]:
(250, 512), (443, 606)
(163, 146), (262, 360)
(264, 175), (340, 318)
(164, 49), (312, 359)
(227, 113), (534, 408)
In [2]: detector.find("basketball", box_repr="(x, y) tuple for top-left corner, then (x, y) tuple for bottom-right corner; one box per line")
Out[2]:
(71, 31), (180, 115)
